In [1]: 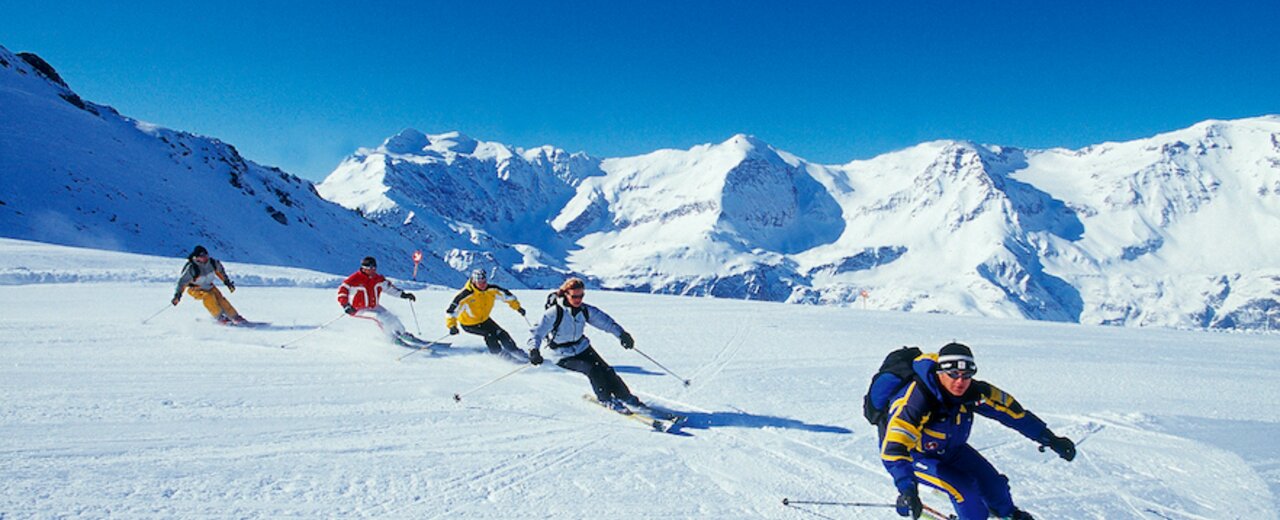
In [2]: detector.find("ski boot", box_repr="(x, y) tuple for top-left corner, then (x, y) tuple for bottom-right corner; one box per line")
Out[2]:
(601, 398), (632, 414)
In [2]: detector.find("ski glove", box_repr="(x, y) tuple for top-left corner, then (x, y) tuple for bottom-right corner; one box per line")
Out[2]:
(1041, 432), (1076, 461)
(344, 304), (357, 315)
(226, 280), (236, 293)
(171, 295), (181, 306)
(401, 292), (416, 302)
(449, 326), (460, 335)
(517, 307), (526, 316)
(528, 348), (543, 366)
(895, 486), (922, 519)
(619, 331), (635, 350)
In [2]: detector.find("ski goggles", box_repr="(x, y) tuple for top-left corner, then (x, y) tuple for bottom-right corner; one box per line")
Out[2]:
(941, 368), (976, 380)
(567, 291), (585, 301)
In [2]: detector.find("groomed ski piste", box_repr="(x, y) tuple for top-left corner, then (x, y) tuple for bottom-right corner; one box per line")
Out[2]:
(2, 238), (1277, 519)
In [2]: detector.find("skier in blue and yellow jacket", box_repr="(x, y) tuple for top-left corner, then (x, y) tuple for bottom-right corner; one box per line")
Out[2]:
(879, 343), (1076, 520)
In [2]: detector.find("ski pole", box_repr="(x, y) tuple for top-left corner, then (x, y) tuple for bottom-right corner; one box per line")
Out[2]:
(278, 313), (346, 348)
(452, 364), (531, 402)
(632, 347), (692, 386)
(781, 498), (895, 508)
(141, 303), (172, 324)
(922, 503), (957, 520)
(408, 300), (422, 335)
(396, 332), (451, 362)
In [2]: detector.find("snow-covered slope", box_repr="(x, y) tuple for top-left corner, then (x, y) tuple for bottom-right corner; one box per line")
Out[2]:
(0, 45), (449, 280)
(2, 240), (1277, 518)
(322, 121), (1280, 331)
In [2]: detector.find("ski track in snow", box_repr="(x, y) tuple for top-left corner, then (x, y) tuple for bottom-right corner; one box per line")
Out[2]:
(1, 245), (1278, 518)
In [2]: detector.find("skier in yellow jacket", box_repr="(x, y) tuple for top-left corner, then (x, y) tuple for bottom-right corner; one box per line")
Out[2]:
(445, 269), (527, 361)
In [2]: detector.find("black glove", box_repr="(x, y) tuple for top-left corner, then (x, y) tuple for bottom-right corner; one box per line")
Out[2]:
(171, 295), (181, 306)
(226, 280), (236, 293)
(401, 292), (415, 302)
(517, 307), (526, 316)
(343, 304), (357, 315)
(895, 486), (922, 519)
(619, 331), (635, 350)
(449, 326), (459, 335)
(528, 348), (543, 366)
(1041, 432), (1076, 461)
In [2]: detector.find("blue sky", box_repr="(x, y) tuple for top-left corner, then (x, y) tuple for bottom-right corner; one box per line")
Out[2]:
(4, 1), (1278, 180)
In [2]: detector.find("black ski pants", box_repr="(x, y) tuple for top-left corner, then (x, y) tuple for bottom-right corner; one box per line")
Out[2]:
(462, 319), (521, 356)
(556, 346), (634, 403)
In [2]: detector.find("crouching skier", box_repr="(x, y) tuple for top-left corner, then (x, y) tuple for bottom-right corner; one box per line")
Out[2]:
(526, 277), (646, 413)
(879, 343), (1076, 520)
(337, 256), (420, 345)
(444, 268), (528, 361)
(171, 245), (246, 325)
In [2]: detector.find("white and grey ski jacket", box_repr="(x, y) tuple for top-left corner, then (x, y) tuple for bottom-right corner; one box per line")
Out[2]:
(174, 258), (229, 296)
(527, 303), (625, 359)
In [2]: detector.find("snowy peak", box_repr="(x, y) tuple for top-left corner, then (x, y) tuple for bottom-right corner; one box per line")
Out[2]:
(380, 128), (431, 155)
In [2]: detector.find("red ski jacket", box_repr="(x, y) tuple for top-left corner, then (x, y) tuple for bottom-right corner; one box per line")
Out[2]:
(337, 270), (403, 310)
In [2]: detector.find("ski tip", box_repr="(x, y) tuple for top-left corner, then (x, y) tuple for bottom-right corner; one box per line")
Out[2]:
(781, 498), (790, 506)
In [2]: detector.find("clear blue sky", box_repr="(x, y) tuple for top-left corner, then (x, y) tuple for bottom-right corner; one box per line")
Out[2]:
(4, 1), (1278, 180)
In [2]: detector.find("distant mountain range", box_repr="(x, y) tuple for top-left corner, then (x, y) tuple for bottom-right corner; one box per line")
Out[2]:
(3, 44), (1277, 330)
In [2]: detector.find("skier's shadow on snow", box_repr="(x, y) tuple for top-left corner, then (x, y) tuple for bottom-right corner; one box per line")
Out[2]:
(675, 408), (852, 434)
(614, 365), (664, 376)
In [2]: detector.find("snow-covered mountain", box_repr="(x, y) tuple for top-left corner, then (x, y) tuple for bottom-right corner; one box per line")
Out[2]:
(3, 43), (1276, 330)
(0, 45), (450, 280)
(321, 120), (1280, 331)
(316, 129), (604, 288)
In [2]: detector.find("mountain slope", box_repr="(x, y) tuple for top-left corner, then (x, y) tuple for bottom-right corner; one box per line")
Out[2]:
(0, 45), (444, 279)
(3, 43), (1276, 330)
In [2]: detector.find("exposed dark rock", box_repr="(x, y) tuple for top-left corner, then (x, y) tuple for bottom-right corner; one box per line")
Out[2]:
(266, 206), (288, 225)
(17, 52), (69, 88)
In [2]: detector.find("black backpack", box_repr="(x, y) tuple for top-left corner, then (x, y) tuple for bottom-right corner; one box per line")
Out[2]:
(543, 291), (588, 344)
(862, 346), (923, 426)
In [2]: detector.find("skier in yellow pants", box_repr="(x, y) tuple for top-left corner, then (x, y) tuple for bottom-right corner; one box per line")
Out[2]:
(171, 245), (245, 325)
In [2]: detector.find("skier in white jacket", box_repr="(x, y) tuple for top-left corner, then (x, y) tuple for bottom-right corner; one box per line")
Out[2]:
(527, 277), (642, 413)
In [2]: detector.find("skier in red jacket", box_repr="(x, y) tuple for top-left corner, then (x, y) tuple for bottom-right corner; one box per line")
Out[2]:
(337, 256), (420, 345)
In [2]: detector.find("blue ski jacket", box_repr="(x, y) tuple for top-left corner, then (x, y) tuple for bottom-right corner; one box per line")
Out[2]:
(879, 353), (1049, 492)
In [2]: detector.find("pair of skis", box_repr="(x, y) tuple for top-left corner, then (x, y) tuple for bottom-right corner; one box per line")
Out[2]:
(583, 394), (686, 433)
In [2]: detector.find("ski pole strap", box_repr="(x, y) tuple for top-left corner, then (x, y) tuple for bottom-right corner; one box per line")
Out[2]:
(633, 348), (692, 386)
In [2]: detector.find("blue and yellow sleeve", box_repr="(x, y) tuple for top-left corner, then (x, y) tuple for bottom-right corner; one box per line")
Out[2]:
(974, 382), (1048, 441)
(880, 381), (930, 492)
